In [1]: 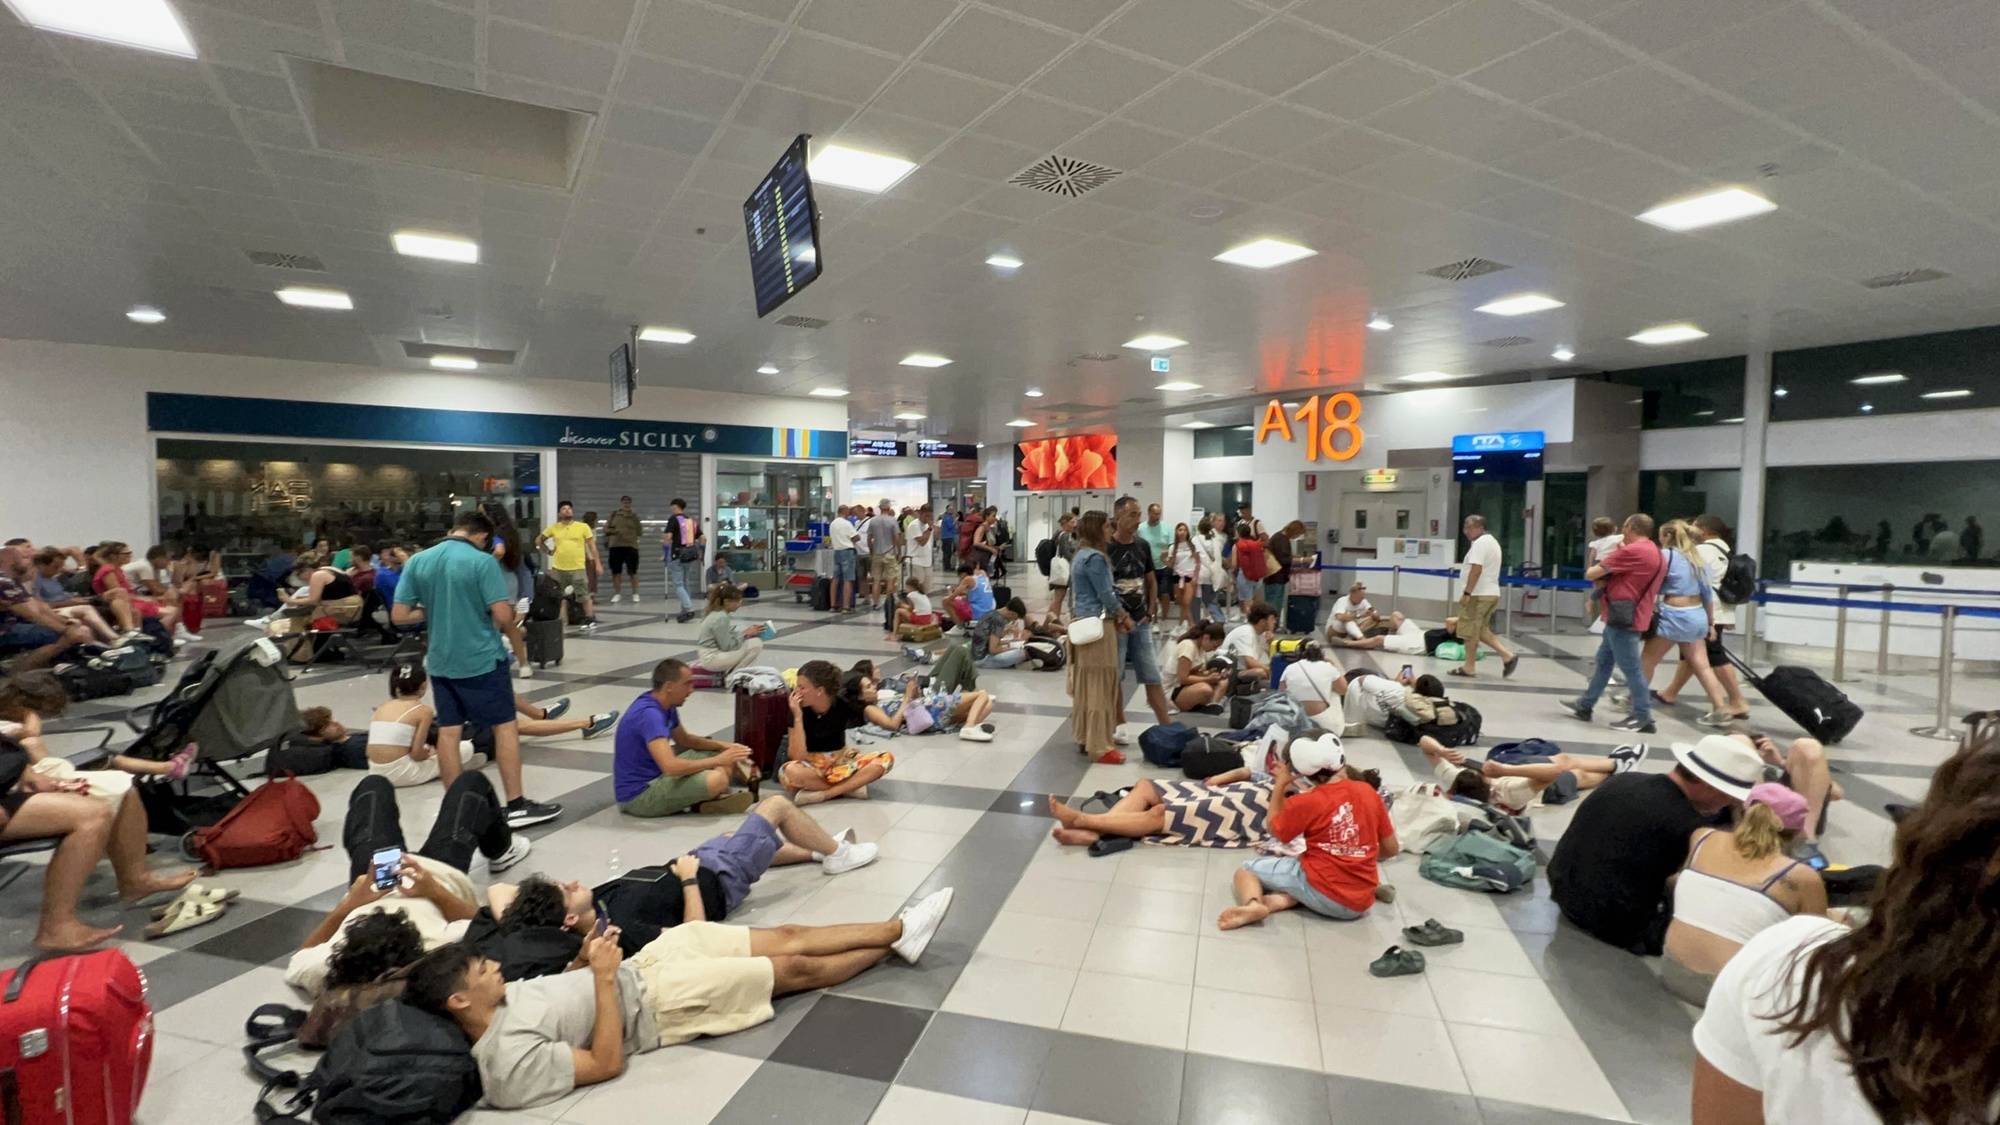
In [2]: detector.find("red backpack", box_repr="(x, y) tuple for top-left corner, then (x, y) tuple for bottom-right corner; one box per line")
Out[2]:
(189, 775), (321, 869)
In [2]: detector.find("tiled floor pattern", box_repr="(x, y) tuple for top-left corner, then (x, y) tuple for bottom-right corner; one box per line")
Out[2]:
(4, 575), (1967, 1125)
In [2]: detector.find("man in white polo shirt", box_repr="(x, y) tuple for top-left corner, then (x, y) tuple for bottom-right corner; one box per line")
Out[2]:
(1454, 514), (1519, 680)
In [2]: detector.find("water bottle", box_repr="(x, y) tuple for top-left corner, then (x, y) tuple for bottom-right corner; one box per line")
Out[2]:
(606, 849), (622, 878)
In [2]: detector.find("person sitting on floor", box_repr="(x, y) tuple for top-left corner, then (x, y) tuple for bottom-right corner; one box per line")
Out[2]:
(403, 885), (956, 1110)
(1278, 642), (1347, 733)
(1663, 782), (1827, 1007)
(613, 659), (758, 818)
(840, 665), (995, 742)
(1419, 736), (1643, 814)
(970, 597), (1031, 668)
(941, 562), (995, 631)
(1548, 733), (1759, 956)
(287, 770), (532, 999)
(1220, 734), (1399, 929)
(1219, 601), (1278, 676)
(1326, 581), (1394, 641)
(782, 660), (894, 805)
(1168, 621), (1229, 714)
(1744, 732), (1841, 866)
(887, 577), (938, 640)
(470, 795), (881, 977)
(0, 671), (197, 785)
(695, 583), (766, 676)
(368, 664), (617, 788)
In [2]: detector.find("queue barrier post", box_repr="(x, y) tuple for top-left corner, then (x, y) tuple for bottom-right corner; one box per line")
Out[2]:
(1831, 585), (1850, 682)
(1909, 605), (1962, 742)
(1390, 565), (1401, 615)
(1743, 599), (1758, 665)
(1548, 581), (1561, 639)
(1876, 584), (1894, 676)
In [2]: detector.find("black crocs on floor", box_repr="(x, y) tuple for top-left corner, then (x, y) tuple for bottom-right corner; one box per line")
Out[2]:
(1402, 919), (1465, 947)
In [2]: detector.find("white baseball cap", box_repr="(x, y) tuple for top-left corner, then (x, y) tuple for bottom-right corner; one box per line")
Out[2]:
(1288, 734), (1346, 777)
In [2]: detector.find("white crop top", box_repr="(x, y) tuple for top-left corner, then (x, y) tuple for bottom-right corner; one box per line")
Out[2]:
(1671, 830), (1800, 945)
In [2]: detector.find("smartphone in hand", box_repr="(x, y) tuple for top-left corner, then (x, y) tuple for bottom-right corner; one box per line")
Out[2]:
(1400, 664), (1414, 680)
(370, 847), (404, 891)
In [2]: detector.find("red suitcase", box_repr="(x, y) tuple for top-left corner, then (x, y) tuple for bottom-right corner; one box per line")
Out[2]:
(0, 950), (153, 1125)
(199, 578), (229, 619)
(733, 688), (792, 785)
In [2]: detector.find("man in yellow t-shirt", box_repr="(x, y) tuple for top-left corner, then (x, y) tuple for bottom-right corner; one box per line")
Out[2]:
(536, 500), (599, 629)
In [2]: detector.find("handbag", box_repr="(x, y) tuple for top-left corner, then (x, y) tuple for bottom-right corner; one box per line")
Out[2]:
(1606, 547), (1668, 630)
(1067, 613), (1106, 646)
(1049, 555), (1071, 585)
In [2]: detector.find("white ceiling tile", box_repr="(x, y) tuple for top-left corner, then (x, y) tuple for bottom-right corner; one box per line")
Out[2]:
(1291, 0), (1457, 46)
(1535, 65), (1696, 135)
(1823, 0), (1966, 32)
(615, 56), (747, 119)
(1878, 1), (2000, 67)
(1062, 119), (1180, 171)
(1379, 0), (1564, 77)
(798, 0), (957, 55)
(1463, 31), (1627, 104)
(970, 93), (1098, 151)
(1096, 0), (1264, 67)
(1368, 87), (1573, 164)
(873, 64), (1011, 129)
(485, 20), (619, 93)
(242, 111), (315, 150)
(488, 0), (639, 43)
(762, 32), (901, 102)
(1931, 43), (2000, 115)
(925, 133), (1043, 178)
(601, 103), (720, 154)
(1137, 140), (1244, 188)
(1209, 161), (1315, 205)
(1286, 53), (1435, 120)
(981, 0), (1126, 34)
(1120, 75), (1262, 134)
(833, 110), (956, 158)
(1282, 126), (1415, 177)
(920, 8), (1074, 85)
(212, 67), (306, 115)
(337, 43), (475, 89)
(731, 83), (859, 137)
(1589, 0), (1787, 54)
(702, 0), (800, 21)
(1662, 6), (1885, 114)
(189, 0), (324, 27)
(634, 1), (784, 74)
(1208, 102), (1339, 159)
(1028, 43), (1176, 113)
(1196, 19), (1357, 97)
(331, 0), (476, 65)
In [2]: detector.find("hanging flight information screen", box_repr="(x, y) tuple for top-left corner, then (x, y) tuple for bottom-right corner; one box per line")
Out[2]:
(743, 134), (824, 318)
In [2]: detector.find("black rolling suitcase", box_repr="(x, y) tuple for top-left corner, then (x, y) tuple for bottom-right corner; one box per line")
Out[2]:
(1284, 594), (1318, 634)
(1725, 648), (1861, 744)
(525, 617), (564, 668)
(812, 575), (833, 611)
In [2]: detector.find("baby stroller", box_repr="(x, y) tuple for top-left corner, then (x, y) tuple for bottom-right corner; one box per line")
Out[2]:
(124, 637), (305, 833)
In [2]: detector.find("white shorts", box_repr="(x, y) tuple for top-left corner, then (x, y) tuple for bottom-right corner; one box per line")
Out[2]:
(30, 758), (133, 813)
(368, 753), (439, 788)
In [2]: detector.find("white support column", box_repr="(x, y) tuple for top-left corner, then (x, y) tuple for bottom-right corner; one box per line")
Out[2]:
(1737, 349), (1772, 556)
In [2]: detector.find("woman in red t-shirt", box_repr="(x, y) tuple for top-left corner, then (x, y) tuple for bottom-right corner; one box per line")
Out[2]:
(1221, 735), (1398, 928)
(1232, 522), (1268, 618)
(90, 542), (181, 634)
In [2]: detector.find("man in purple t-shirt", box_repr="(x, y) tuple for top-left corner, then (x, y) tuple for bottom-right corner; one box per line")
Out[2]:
(612, 658), (757, 817)
(1559, 513), (1666, 734)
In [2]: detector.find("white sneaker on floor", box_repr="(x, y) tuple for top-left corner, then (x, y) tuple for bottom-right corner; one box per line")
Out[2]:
(957, 723), (995, 743)
(176, 628), (203, 642)
(489, 834), (532, 872)
(839, 827), (857, 846)
(1111, 729), (1134, 747)
(242, 617), (270, 629)
(821, 841), (879, 875)
(515, 663), (532, 679)
(610, 594), (623, 604)
(891, 888), (954, 964)
(630, 593), (642, 604)
(462, 751), (490, 772)
(793, 789), (830, 806)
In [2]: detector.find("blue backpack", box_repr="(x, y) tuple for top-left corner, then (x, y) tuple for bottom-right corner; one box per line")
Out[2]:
(1485, 738), (1562, 764)
(1138, 722), (1202, 767)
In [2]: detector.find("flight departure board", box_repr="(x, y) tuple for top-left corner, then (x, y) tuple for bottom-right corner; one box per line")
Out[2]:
(743, 134), (824, 318)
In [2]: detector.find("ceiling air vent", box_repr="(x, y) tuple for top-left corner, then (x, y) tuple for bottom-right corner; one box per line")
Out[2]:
(1860, 268), (1948, 289)
(1479, 336), (1533, 348)
(401, 342), (519, 365)
(246, 249), (327, 271)
(777, 314), (830, 329)
(1009, 154), (1121, 198)
(1420, 257), (1510, 282)
(1072, 352), (1121, 363)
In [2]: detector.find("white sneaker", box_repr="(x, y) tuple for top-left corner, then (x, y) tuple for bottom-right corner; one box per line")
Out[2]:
(821, 840), (879, 875)
(489, 834), (532, 873)
(610, 594), (623, 604)
(630, 593), (642, 604)
(1112, 728), (1134, 747)
(462, 751), (490, 772)
(176, 627), (203, 642)
(957, 723), (995, 743)
(515, 663), (532, 679)
(839, 827), (857, 846)
(891, 888), (954, 964)
(793, 788), (830, 806)
(243, 617), (270, 629)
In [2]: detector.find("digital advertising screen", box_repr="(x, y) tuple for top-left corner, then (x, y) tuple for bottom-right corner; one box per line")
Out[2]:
(1451, 430), (1545, 481)
(1014, 434), (1117, 492)
(743, 134), (824, 318)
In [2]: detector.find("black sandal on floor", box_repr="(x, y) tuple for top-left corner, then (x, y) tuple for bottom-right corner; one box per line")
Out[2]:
(1088, 836), (1136, 858)
(1446, 668), (1474, 678)
(1402, 919), (1465, 947)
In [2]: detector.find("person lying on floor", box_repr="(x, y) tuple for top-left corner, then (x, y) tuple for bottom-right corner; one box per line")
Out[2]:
(467, 796), (881, 979)
(1322, 665), (1422, 735)
(287, 771), (532, 998)
(1220, 735), (1399, 929)
(1420, 737), (1644, 814)
(404, 886), (957, 1110)
(614, 658), (758, 818)
(841, 665), (995, 742)
(782, 661), (894, 805)
(0, 670), (197, 783)
(366, 663), (616, 788)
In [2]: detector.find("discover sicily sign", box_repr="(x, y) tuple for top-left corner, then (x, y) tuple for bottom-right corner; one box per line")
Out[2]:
(147, 393), (845, 459)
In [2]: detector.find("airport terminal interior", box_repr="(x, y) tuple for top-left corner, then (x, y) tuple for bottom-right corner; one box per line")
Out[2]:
(1, 2), (1997, 1123)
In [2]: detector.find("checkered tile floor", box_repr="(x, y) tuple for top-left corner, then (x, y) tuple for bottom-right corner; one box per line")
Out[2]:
(4, 573), (1949, 1125)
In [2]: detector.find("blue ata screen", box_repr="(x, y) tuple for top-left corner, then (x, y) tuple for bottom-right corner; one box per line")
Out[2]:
(744, 134), (824, 317)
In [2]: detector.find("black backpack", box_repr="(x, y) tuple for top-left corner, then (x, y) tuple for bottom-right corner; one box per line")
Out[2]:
(1034, 538), (1057, 576)
(1715, 549), (1758, 605)
(254, 1000), (483, 1123)
(529, 572), (564, 621)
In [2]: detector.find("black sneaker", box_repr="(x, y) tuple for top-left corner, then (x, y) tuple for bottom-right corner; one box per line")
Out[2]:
(1555, 699), (1592, 722)
(1609, 715), (1657, 734)
(504, 797), (563, 830)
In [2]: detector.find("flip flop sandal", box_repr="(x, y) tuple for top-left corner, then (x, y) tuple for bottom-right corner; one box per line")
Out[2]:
(144, 897), (227, 939)
(1088, 836), (1136, 858)
(1402, 919), (1465, 947)
(1445, 668), (1475, 678)
(1369, 945), (1427, 977)
(150, 883), (239, 920)
(1081, 787), (1132, 810)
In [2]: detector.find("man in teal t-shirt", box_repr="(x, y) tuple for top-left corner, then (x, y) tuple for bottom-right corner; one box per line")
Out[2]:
(1139, 502), (1175, 604)
(393, 511), (562, 830)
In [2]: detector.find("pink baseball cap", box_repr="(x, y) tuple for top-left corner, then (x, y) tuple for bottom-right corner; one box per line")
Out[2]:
(1746, 782), (1808, 833)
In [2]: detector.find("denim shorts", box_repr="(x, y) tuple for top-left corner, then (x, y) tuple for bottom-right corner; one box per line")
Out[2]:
(833, 549), (857, 581)
(1117, 621), (1162, 685)
(432, 660), (517, 727)
(1241, 855), (1365, 920)
(1234, 572), (1258, 603)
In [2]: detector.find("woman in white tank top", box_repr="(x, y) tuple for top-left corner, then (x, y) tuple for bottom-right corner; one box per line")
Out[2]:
(366, 663), (458, 787)
(1664, 782), (1828, 1005)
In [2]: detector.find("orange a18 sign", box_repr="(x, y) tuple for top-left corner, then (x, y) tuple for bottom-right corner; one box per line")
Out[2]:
(1256, 392), (1364, 462)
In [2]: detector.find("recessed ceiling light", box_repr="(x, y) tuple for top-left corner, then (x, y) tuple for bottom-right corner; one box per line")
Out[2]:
(1627, 322), (1707, 345)
(126, 305), (165, 324)
(1849, 371), (1906, 385)
(1859, 403), (1874, 413)
(808, 142), (916, 193)
(1551, 346), (1575, 362)
(975, 442), (985, 448)
(1155, 381), (1202, 392)
(1400, 371), (1465, 383)
(1773, 387), (1789, 398)
(1214, 237), (1316, 269)
(1123, 333), (1187, 351)
(1637, 187), (1777, 232)
(1718, 416), (1744, 424)
(808, 387), (849, 398)
(1181, 421), (1215, 429)
(1476, 293), (1565, 316)
(429, 355), (477, 370)
(1366, 316), (1393, 331)
(1233, 425), (1254, 431)
(1281, 401), (1299, 409)
(1920, 388), (1972, 399)
(893, 411), (927, 421)
(757, 364), (780, 375)
(985, 254), (1023, 270)
(2, 0), (196, 57)
(392, 230), (479, 264)
(899, 353), (952, 368)
(1006, 418), (1034, 427)
(275, 286), (352, 310)
(1693, 409), (1716, 416)
(1024, 387), (1044, 397)
(638, 326), (695, 344)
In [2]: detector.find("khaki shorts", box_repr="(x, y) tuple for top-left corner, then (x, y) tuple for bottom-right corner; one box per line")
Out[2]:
(619, 750), (720, 817)
(1456, 595), (1499, 641)
(869, 554), (900, 581)
(628, 922), (776, 1045)
(549, 569), (589, 596)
